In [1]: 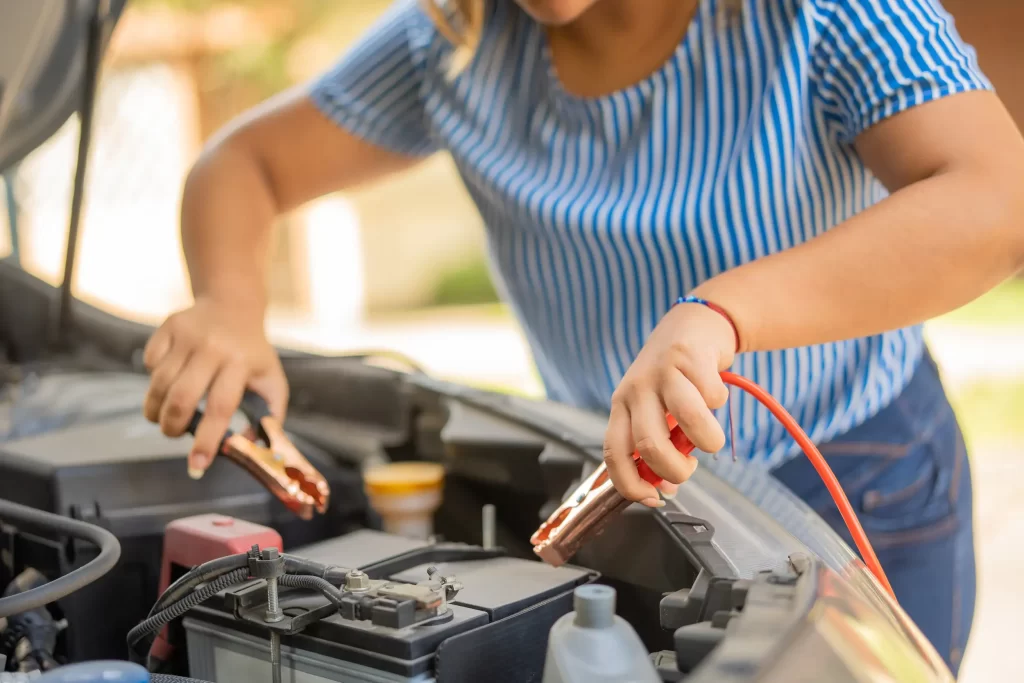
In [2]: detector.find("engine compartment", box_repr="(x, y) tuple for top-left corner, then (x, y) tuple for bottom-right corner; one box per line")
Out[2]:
(1, 262), (935, 683)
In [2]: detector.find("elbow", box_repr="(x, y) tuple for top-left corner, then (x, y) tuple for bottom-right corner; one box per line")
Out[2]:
(184, 132), (282, 216)
(1010, 193), (1024, 272)
(967, 167), (1024, 274)
(994, 182), (1024, 273)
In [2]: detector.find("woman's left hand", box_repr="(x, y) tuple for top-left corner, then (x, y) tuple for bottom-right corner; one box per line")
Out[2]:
(603, 302), (737, 507)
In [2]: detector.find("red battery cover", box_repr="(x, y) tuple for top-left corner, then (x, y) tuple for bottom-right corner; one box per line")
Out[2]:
(151, 514), (282, 662)
(156, 514), (282, 594)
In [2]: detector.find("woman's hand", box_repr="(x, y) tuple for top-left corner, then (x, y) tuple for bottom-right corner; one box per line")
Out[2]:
(142, 296), (288, 478)
(603, 302), (737, 506)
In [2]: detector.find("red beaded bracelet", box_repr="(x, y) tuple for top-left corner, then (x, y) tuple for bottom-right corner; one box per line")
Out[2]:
(676, 295), (741, 353)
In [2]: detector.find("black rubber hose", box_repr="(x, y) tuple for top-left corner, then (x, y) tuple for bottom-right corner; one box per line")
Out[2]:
(278, 574), (346, 606)
(0, 499), (121, 618)
(283, 558), (350, 588)
(148, 553), (250, 618)
(282, 556), (348, 582)
(127, 567), (250, 655)
(150, 675), (216, 683)
(282, 556), (327, 576)
(322, 566), (350, 585)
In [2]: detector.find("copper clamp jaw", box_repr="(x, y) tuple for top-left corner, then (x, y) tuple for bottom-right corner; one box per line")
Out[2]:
(530, 464), (633, 567)
(188, 391), (330, 520)
(531, 417), (695, 567)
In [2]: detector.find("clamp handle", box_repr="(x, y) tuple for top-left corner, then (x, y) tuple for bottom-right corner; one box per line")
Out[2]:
(633, 415), (696, 486)
(185, 390), (272, 443)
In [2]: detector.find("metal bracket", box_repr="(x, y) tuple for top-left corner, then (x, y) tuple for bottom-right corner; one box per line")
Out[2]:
(655, 511), (737, 579)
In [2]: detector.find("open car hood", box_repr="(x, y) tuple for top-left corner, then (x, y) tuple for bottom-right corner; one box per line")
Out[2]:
(0, 0), (126, 172)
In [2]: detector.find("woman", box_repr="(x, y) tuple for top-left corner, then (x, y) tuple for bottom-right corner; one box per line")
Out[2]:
(141, 0), (1024, 672)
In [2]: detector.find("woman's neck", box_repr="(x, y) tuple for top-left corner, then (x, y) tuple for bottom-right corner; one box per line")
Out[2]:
(545, 0), (700, 97)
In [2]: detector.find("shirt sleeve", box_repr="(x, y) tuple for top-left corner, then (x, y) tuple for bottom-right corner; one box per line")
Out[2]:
(309, 0), (440, 157)
(810, 0), (993, 142)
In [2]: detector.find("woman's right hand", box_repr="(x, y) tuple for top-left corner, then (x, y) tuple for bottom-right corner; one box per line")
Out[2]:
(142, 297), (288, 478)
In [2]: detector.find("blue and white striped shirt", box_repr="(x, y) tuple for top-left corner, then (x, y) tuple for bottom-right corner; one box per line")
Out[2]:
(311, 0), (990, 467)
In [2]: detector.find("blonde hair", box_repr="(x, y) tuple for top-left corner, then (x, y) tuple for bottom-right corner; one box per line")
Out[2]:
(420, 0), (742, 74)
(420, 0), (486, 74)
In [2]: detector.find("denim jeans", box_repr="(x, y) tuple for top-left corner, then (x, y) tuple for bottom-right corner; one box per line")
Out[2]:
(771, 351), (976, 677)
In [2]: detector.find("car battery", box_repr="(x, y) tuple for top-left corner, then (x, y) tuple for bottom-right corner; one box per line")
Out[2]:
(183, 530), (598, 683)
(0, 373), (368, 663)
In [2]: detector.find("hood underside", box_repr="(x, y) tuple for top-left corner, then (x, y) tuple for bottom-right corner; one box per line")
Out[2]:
(0, 0), (126, 173)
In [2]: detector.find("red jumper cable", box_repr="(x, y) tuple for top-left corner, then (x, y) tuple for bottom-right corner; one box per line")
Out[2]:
(532, 371), (896, 600)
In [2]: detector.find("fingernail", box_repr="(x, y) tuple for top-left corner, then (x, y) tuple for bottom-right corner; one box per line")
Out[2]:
(659, 483), (679, 499)
(188, 452), (208, 480)
(641, 497), (666, 508)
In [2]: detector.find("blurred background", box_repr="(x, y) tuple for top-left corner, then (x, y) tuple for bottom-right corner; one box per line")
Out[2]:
(0, 1), (1021, 680)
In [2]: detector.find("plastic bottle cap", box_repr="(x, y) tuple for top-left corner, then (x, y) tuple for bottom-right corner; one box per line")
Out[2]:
(364, 462), (445, 497)
(573, 584), (616, 629)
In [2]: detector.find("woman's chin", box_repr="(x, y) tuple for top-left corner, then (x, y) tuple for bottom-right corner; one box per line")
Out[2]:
(515, 0), (597, 26)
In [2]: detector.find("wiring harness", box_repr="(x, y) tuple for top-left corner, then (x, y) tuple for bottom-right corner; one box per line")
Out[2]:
(126, 547), (349, 668)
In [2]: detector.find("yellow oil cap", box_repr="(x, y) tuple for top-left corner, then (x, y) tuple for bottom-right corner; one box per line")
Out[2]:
(364, 462), (445, 497)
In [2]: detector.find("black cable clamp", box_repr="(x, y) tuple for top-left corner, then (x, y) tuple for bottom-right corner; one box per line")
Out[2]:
(248, 547), (286, 580)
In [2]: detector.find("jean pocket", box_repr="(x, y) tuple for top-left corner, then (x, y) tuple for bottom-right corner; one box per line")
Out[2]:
(815, 415), (963, 547)
(859, 444), (938, 518)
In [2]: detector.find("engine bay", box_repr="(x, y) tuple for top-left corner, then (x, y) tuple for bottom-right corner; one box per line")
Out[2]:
(0, 362), (816, 681)
(0, 265), (943, 683)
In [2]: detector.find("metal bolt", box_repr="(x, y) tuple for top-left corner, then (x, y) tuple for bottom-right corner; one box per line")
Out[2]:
(263, 548), (284, 623)
(482, 504), (496, 550)
(345, 569), (370, 592)
(266, 578), (283, 622)
(269, 631), (282, 683)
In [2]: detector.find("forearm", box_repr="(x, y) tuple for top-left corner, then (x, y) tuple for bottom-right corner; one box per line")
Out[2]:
(180, 137), (278, 322)
(695, 169), (1024, 353)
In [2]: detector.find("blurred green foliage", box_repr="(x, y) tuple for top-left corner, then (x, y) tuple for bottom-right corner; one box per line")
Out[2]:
(950, 379), (1024, 448)
(130, 0), (343, 95)
(938, 278), (1024, 327)
(430, 258), (500, 307)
